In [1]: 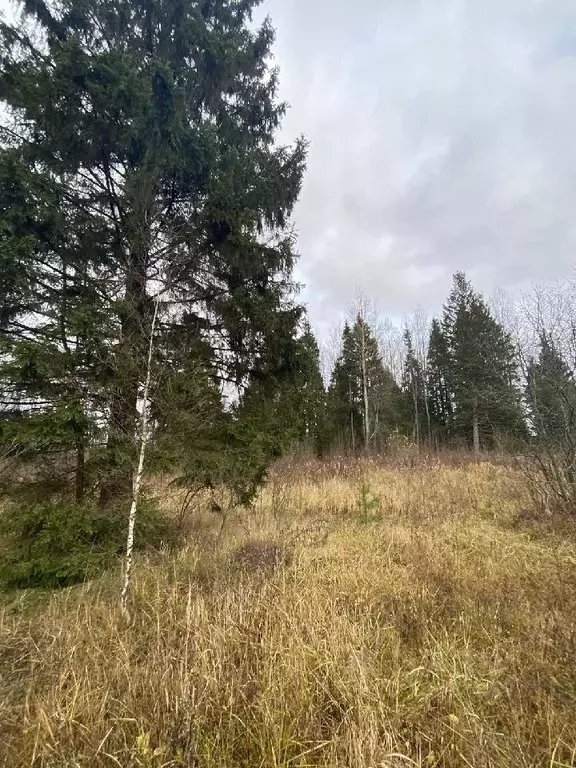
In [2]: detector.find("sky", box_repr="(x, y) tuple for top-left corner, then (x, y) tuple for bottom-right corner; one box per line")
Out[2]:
(3, 0), (575, 339)
(255, 0), (576, 336)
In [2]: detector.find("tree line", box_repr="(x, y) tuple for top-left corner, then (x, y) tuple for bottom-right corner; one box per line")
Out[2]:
(301, 272), (576, 458)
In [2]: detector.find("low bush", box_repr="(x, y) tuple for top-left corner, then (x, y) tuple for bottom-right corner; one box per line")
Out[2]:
(0, 498), (177, 589)
(355, 480), (382, 523)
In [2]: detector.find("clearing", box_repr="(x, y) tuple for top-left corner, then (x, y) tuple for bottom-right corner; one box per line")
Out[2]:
(1, 459), (576, 767)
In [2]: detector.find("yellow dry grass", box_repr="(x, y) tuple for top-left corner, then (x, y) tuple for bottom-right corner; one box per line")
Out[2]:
(1, 460), (576, 767)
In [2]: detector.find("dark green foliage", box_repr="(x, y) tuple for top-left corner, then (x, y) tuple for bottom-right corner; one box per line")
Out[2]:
(326, 316), (404, 453)
(426, 318), (454, 445)
(0, 0), (306, 515)
(168, 411), (277, 509)
(526, 333), (576, 444)
(451, 274), (525, 448)
(291, 326), (328, 453)
(523, 332), (576, 515)
(0, 146), (110, 501)
(0, 498), (175, 589)
(401, 329), (427, 444)
(326, 323), (360, 452)
(428, 272), (526, 450)
(153, 321), (326, 509)
(230, 323), (327, 481)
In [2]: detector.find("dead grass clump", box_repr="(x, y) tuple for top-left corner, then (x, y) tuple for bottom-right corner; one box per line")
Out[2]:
(231, 539), (293, 573)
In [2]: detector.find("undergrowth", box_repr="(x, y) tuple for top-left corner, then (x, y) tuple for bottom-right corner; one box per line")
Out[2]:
(0, 497), (177, 589)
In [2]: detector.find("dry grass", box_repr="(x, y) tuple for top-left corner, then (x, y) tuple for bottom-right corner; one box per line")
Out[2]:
(1, 460), (576, 767)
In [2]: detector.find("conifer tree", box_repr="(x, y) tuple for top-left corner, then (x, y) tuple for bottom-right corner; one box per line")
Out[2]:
(326, 323), (360, 453)
(526, 333), (576, 444)
(442, 272), (525, 451)
(327, 316), (403, 453)
(219, 321), (326, 492)
(0, 0), (306, 504)
(292, 325), (327, 453)
(0, 151), (111, 501)
(426, 318), (453, 444)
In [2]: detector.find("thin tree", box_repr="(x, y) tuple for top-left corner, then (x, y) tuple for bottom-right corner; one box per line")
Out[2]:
(402, 329), (426, 446)
(405, 306), (431, 442)
(120, 292), (160, 621)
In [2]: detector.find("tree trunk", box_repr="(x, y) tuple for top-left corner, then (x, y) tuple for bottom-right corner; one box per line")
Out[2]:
(472, 397), (480, 456)
(360, 326), (370, 454)
(412, 379), (420, 447)
(423, 380), (432, 444)
(100, 251), (149, 506)
(372, 407), (380, 452)
(348, 376), (356, 454)
(120, 293), (159, 621)
(75, 438), (85, 504)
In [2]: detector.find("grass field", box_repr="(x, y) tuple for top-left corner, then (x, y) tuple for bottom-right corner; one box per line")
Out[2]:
(1, 459), (576, 767)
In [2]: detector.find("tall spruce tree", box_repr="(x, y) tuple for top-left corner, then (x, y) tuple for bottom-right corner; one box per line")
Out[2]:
(237, 322), (327, 462)
(327, 315), (403, 453)
(443, 272), (525, 451)
(0, 0), (306, 504)
(292, 324), (327, 453)
(526, 333), (576, 444)
(326, 323), (360, 453)
(401, 329), (427, 445)
(0, 149), (112, 501)
(426, 318), (453, 445)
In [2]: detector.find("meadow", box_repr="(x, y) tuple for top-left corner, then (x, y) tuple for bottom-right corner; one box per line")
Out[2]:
(1, 457), (576, 767)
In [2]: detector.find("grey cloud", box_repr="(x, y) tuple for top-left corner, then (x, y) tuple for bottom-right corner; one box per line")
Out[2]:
(257, 0), (576, 330)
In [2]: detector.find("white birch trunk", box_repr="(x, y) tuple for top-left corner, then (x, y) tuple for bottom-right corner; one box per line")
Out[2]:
(120, 293), (160, 621)
(360, 324), (370, 454)
(411, 371), (420, 447)
(348, 377), (355, 454)
(424, 380), (432, 445)
(472, 397), (480, 456)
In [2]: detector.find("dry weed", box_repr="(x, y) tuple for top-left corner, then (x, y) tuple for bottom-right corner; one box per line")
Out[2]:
(1, 461), (575, 767)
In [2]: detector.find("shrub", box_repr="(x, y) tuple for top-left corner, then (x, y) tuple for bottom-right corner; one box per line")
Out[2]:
(0, 498), (177, 589)
(355, 480), (382, 523)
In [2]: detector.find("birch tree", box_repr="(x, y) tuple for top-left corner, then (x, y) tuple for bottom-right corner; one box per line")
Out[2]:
(120, 293), (160, 621)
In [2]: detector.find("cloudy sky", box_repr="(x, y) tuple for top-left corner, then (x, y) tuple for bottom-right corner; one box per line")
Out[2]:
(255, 0), (576, 334)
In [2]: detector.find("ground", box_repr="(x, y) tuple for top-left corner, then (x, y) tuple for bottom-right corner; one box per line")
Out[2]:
(1, 458), (576, 767)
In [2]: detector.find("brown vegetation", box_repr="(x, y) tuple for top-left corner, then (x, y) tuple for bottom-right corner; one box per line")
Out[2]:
(1, 460), (576, 767)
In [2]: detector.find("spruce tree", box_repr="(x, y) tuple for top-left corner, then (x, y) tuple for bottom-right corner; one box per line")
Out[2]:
(0, 0), (306, 504)
(292, 325), (327, 453)
(0, 150), (111, 501)
(426, 318), (453, 444)
(326, 323), (360, 453)
(239, 322), (326, 455)
(327, 316), (403, 453)
(526, 333), (576, 444)
(443, 272), (525, 451)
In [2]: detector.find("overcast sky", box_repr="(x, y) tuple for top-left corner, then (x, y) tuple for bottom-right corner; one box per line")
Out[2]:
(255, 0), (576, 334)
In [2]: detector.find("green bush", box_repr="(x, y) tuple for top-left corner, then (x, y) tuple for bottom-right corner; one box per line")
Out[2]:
(355, 480), (382, 524)
(0, 498), (177, 589)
